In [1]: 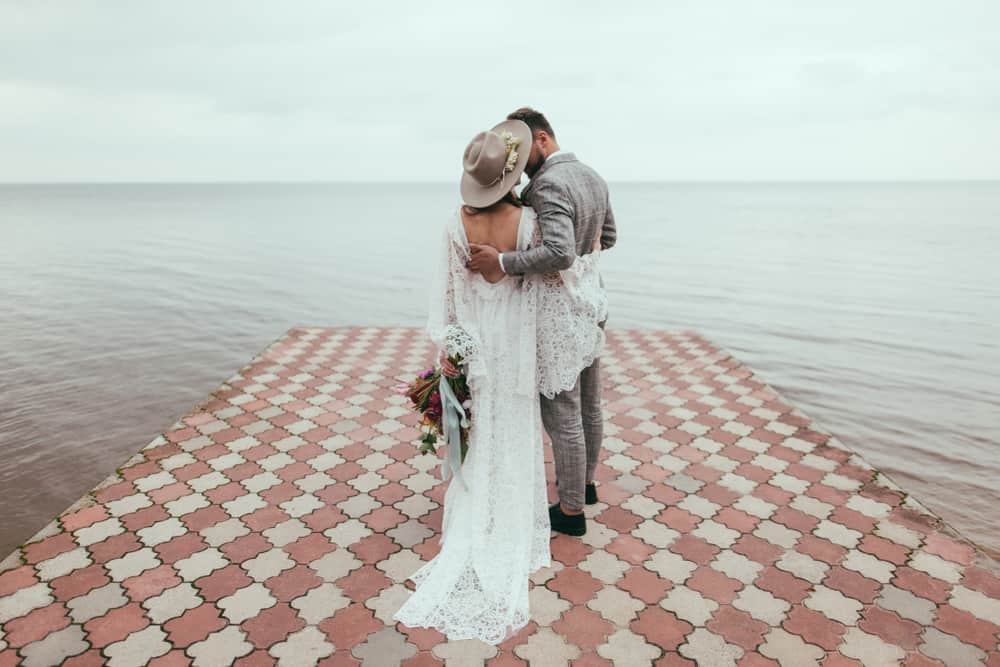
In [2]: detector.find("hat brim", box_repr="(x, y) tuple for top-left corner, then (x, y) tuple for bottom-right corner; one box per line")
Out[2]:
(460, 119), (532, 208)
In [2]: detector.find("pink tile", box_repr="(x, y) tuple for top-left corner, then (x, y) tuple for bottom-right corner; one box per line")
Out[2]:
(122, 564), (182, 602)
(595, 506), (641, 534)
(283, 534), (337, 565)
(164, 603), (226, 647)
(893, 566), (952, 604)
(84, 602), (149, 648)
(732, 535), (783, 567)
(657, 507), (702, 534)
(319, 603), (381, 648)
(933, 604), (1000, 652)
(784, 604), (847, 650)
(265, 564), (323, 603)
(754, 567), (811, 604)
(547, 567), (603, 605)
(716, 507), (759, 533)
(155, 533), (208, 564)
(60, 505), (109, 532)
(87, 532), (142, 565)
(708, 605), (769, 651)
(242, 602), (304, 649)
(961, 565), (1000, 599)
(349, 534), (401, 565)
(823, 566), (881, 605)
(619, 565), (673, 604)
(828, 507), (876, 534)
(797, 535), (847, 566)
(50, 564), (110, 601)
(857, 534), (910, 566)
(687, 567), (742, 604)
(923, 534), (976, 566)
(336, 565), (391, 604)
(194, 563), (253, 602)
(606, 535), (657, 565)
(630, 605), (692, 651)
(0, 566), (38, 597)
(3, 603), (70, 647)
(22, 532), (76, 565)
(121, 505), (170, 532)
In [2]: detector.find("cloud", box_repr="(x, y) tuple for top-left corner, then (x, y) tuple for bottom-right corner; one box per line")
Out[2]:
(1, 1), (998, 181)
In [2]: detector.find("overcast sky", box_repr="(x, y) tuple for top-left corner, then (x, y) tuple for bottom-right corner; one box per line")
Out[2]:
(1, 1), (998, 182)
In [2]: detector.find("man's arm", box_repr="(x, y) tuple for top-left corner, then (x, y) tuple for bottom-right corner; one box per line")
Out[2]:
(600, 192), (617, 251)
(501, 178), (576, 275)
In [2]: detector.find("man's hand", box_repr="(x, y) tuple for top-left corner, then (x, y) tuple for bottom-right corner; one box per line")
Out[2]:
(466, 243), (502, 275)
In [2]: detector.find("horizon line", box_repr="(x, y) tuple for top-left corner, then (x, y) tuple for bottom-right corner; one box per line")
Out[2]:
(1, 178), (999, 186)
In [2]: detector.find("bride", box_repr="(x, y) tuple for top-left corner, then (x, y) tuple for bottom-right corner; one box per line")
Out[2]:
(393, 119), (607, 644)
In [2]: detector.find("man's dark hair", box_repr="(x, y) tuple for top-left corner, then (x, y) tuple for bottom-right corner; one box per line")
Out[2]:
(507, 107), (556, 139)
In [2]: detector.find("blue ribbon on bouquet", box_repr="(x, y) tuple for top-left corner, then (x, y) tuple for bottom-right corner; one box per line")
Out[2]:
(438, 375), (469, 491)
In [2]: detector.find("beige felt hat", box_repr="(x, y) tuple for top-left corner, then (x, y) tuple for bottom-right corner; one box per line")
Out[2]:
(460, 119), (531, 208)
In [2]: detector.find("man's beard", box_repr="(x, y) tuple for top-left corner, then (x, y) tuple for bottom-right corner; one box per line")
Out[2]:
(525, 154), (542, 177)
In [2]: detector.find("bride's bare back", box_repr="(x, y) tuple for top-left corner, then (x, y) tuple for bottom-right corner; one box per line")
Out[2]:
(460, 203), (522, 284)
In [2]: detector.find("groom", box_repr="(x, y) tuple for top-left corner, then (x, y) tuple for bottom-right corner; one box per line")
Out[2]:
(467, 107), (617, 536)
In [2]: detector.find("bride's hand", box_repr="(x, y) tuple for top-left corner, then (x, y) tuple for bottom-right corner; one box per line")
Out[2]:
(440, 354), (460, 378)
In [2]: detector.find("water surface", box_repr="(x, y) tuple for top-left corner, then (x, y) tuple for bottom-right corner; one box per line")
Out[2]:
(1, 182), (997, 559)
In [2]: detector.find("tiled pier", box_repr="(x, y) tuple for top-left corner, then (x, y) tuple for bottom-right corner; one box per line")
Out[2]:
(1, 327), (998, 666)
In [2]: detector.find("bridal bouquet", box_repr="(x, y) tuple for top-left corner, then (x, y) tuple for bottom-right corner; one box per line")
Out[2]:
(397, 354), (472, 464)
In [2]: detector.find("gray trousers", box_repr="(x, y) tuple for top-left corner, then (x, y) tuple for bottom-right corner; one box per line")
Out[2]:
(541, 357), (603, 511)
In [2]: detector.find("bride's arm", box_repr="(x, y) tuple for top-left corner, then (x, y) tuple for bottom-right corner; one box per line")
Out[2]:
(426, 219), (480, 374)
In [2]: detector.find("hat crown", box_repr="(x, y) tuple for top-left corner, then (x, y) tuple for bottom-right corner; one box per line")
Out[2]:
(459, 119), (530, 208)
(463, 131), (508, 187)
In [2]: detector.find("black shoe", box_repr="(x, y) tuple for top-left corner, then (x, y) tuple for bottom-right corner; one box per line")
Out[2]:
(549, 502), (586, 536)
(555, 479), (599, 505)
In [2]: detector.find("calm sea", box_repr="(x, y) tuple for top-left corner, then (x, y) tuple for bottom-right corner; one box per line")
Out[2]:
(1, 182), (998, 559)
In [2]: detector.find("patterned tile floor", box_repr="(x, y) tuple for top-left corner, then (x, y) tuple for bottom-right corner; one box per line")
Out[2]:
(1, 327), (998, 667)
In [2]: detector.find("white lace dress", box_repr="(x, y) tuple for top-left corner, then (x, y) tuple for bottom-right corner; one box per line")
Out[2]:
(393, 206), (605, 644)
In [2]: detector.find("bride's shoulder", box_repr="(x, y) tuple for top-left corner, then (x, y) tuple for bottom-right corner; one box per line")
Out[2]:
(441, 206), (470, 249)
(446, 206), (465, 233)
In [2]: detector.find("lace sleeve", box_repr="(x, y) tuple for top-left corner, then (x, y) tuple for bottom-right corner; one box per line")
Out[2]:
(426, 211), (482, 363)
(527, 221), (608, 399)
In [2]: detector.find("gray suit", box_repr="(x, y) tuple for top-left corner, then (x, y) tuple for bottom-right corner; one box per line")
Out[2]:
(503, 153), (616, 274)
(502, 153), (616, 511)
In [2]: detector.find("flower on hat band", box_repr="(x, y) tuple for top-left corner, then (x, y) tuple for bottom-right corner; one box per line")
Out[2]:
(500, 130), (521, 176)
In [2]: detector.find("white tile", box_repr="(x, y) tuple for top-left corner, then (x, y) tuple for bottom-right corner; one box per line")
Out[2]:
(804, 585), (863, 626)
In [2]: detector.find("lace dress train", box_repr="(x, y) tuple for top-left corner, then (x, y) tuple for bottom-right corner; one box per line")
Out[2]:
(393, 208), (548, 644)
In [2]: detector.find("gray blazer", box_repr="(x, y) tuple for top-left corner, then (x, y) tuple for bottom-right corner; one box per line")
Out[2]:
(502, 152), (616, 275)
